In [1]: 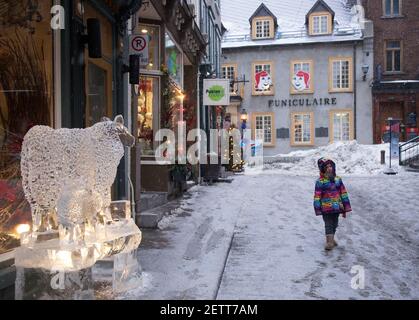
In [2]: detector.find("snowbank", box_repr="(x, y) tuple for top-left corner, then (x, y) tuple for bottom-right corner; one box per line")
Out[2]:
(262, 141), (404, 176)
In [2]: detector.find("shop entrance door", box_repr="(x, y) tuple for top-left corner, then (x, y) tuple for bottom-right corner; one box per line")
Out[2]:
(378, 102), (405, 142)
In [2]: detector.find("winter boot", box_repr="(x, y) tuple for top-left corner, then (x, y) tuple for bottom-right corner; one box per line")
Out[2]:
(325, 235), (334, 251)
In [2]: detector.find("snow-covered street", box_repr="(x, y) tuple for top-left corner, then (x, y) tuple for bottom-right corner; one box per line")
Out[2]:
(119, 163), (419, 300)
(217, 173), (419, 299)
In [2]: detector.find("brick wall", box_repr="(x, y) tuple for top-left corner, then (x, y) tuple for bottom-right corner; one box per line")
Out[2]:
(362, 0), (419, 80)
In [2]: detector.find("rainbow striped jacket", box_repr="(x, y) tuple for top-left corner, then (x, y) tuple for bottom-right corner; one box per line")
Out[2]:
(313, 175), (352, 216)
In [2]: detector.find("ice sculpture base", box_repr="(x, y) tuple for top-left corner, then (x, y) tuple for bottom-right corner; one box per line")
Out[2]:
(15, 266), (94, 300)
(14, 218), (142, 299)
(93, 249), (142, 295)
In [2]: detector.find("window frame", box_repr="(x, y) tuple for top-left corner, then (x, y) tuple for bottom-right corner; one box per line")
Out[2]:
(138, 75), (161, 156)
(290, 111), (314, 146)
(329, 109), (354, 143)
(384, 40), (403, 73)
(251, 112), (276, 147)
(328, 57), (353, 93)
(252, 16), (274, 40)
(309, 12), (332, 35)
(252, 60), (275, 96)
(290, 59), (314, 94)
(221, 63), (238, 95)
(383, 0), (402, 17)
(139, 23), (161, 72)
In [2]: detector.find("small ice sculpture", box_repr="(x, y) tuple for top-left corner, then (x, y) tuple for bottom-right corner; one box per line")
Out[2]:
(15, 115), (142, 300)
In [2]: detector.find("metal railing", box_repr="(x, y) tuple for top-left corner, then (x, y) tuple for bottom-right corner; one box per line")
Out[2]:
(399, 135), (419, 166)
(222, 26), (361, 43)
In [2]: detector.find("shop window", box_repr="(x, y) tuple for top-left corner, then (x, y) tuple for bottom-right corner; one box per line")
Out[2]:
(384, 0), (401, 16)
(252, 61), (274, 95)
(139, 24), (160, 71)
(84, 3), (113, 127)
(309, 13), (332, 35)
(86, 61), (112, 126)
(165, 32), (183, 88)
(138, 76), (160, 155)
(291, 112), (314, 145)
(329, 110), (354, 142)
(0, 1), (53, 254)
(385, 40), (402, 72)
(290, 60), (314, 94)
(221, 64), (238, 94)
(252, 113), (275, 146)
(329, 57), (353, 92)
(252, 17), (274, 39)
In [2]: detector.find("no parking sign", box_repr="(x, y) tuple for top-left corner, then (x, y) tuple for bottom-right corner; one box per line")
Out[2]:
(130, 34), (149, 65)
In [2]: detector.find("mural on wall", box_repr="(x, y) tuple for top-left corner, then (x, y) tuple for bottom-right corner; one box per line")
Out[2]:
(254, 70), (272, 92)
(292, 70), (311, 92)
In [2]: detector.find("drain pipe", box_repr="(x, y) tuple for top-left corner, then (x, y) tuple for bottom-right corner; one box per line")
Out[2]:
(353, 42), (357, 140)
(197, 68), (202, 184)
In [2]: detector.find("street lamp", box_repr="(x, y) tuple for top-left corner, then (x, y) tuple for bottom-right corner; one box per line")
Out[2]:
(236, 109), (248, 172)
(362, 64), (369, 81)
(240, 109), (248, 129)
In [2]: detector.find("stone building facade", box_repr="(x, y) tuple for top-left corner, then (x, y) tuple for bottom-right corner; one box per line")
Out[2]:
(221, 0), (374, 156)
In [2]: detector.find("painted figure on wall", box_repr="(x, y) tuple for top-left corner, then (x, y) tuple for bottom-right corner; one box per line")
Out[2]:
(254, 71), (272, 91)
(292, 70), (310, 92)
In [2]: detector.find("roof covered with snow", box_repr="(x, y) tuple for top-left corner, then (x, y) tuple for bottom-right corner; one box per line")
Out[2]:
(221, 0), (363, 49)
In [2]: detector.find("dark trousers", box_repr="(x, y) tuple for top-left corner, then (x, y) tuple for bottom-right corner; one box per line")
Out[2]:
(322, 213), (340, 235)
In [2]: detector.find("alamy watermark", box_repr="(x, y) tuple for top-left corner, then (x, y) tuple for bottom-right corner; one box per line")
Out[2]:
(350, 265), (365, 290)
(50, 5), (65, 30)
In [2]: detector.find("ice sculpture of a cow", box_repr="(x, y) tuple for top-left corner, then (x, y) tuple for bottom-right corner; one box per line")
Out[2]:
(20, 115), (135, 232)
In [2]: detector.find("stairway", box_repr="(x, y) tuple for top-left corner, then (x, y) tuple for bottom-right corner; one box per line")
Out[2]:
(136, 192), (168, 228)
(399, 136), (419, 171)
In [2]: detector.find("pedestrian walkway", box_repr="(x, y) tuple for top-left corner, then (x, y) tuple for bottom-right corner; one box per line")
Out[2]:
(117, 172), (419, 300)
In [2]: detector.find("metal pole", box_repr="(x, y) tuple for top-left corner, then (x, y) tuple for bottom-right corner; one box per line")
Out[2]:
(389, 119), (392, 169)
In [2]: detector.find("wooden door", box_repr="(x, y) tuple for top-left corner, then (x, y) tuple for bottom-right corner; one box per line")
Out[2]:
(379, 102), (404, 141)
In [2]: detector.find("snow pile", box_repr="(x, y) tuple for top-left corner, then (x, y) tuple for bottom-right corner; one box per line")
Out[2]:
(262, 141), (403, 176)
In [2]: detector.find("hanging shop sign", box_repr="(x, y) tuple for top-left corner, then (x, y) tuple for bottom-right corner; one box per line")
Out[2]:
(268, 97), (338, 108)
(130, 34), (149, 65)
(203, 79), (230, 106)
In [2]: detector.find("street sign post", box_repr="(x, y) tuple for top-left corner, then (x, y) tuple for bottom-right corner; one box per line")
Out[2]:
(130, 34), (149, 65)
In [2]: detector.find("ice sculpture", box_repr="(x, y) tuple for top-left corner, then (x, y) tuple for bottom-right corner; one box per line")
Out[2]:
(15, 116), (142, 299)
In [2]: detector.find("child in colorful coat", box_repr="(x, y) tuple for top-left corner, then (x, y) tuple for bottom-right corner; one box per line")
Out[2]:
(313, 158), (352, 250)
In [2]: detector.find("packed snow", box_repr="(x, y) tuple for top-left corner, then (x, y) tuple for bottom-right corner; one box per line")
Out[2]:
(263, 141), (404, 176)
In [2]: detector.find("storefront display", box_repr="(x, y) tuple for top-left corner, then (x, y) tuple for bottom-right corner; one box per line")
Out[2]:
(0, 1), (53, 255)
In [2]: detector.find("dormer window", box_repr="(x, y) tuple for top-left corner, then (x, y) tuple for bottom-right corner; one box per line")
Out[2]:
(306, 0), (335, 36)
(309, 12), (332, 35)
(253, 17), (274, 39)
(312, 14), (329, 34)
(249, 3), (277, 40)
